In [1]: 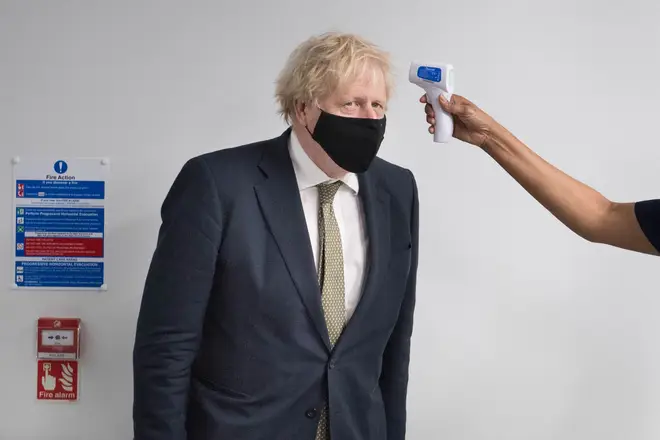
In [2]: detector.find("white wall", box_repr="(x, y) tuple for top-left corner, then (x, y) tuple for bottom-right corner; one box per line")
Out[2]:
(1, 1), (659, 439)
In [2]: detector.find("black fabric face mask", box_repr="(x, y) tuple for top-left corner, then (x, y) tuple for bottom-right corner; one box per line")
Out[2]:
(306, 110), (386, 173)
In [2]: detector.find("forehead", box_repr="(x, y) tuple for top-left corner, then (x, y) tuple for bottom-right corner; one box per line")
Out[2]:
(333, 66), (387, 102)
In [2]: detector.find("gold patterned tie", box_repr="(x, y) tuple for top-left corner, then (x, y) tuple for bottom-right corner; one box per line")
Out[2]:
(315, 180), (346, 440)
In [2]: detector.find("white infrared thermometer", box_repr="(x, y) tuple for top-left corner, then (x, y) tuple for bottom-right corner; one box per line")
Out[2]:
(409, 62), (455, 143)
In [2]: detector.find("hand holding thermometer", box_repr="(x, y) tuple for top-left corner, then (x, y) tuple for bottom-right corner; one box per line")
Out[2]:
(409, 62), (455, 143)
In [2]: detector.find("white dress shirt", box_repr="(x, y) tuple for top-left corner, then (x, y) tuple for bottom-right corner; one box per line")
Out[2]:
(288, 130), (368, 322)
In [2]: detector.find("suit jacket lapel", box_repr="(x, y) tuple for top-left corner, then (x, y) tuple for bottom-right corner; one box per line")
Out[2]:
(339, 167), (391, 342)
(253, 129), (331, 350)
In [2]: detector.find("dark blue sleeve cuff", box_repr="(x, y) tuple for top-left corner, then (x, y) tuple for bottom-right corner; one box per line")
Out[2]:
(634, 199), (660, 252)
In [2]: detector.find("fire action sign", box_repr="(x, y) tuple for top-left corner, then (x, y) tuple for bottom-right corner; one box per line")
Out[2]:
(11, 157), (109, 290)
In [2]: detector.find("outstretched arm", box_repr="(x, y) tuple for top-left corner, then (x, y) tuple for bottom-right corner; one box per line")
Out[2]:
(483, 123), (659, 255)
(421, 94), (660, 256)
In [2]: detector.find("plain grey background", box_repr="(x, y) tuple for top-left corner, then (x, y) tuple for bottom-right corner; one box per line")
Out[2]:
(1, 1), (659, 439)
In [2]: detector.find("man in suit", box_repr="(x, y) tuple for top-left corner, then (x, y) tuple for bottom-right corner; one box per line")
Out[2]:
(132, 32), (420, 440)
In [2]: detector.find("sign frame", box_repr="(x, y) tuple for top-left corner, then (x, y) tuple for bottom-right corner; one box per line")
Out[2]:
(10, 156), (109, 291)
(36, 359), (80, 402)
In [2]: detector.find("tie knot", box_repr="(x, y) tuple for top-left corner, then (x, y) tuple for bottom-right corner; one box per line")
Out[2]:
(317, 181), (342, 205)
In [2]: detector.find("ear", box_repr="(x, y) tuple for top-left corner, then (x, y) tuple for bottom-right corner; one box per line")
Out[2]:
(293, 100), (307, 125)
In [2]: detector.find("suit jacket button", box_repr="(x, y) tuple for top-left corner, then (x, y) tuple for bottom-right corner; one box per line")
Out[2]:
(305, 408), (317, 419)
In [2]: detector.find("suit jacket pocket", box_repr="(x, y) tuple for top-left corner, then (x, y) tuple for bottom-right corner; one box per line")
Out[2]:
(192, 375), (252, 400)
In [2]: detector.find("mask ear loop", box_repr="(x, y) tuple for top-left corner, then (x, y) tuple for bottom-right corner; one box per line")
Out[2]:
(303, 98), (322, 138)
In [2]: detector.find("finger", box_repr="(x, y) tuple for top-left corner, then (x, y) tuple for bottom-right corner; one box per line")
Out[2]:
(424, 103), (434, 117)
(452, 94), (474, 107)
(426, 115), (435, 125)
(439, 94), (471, 116)
(438, 94), (463, 115)
(419, 94), (427, 103)
(437, 95), (453, 113)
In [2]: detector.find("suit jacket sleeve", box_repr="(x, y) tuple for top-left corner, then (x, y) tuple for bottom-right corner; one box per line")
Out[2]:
(132, 156), (223, 440)
(634, 199), (660, 252)
(379, 169), (419, 439)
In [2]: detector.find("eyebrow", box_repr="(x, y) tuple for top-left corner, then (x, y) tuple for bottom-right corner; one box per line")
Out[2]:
(348, 95), (386, 105)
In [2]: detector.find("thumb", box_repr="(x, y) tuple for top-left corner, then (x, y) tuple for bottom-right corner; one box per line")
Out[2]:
(438, 94), (468, 116)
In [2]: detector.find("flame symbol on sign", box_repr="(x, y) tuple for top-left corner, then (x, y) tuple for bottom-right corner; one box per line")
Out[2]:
(59, 363), (74, 392)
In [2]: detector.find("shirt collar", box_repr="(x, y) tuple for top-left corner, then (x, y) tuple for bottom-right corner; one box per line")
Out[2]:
(288, 129), (359, 194)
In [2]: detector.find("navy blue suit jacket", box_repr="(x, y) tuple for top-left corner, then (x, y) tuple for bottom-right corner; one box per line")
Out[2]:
(133, 128), (420, 439)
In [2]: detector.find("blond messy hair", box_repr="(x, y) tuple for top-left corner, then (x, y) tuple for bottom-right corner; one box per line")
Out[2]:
(275, 32), (393, 124)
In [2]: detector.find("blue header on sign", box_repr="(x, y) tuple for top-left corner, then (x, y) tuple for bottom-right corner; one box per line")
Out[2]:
(16, 180), (105, 200)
